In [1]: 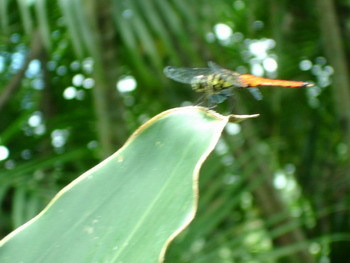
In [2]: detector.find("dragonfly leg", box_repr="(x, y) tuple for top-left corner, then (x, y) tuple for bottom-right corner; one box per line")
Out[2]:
(208, 104), (218, 110)
(194, 94), (206, 106)
(207, 95), (222, 109)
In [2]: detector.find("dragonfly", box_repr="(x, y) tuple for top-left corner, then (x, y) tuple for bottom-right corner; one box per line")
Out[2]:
(164, 62), (313, 106)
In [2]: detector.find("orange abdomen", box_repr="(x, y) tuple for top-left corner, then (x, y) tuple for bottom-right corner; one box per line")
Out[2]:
(239, 74), (313, 88)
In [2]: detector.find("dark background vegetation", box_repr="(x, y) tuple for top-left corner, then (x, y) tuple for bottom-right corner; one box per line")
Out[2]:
(1, 0), (350, 262)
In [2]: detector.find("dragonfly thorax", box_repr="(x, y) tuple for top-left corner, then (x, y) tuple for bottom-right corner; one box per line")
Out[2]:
(191, 73), (235, 93)
(190, 75), (207, 92)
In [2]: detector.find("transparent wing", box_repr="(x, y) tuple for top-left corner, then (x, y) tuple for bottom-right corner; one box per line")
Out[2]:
(247, 87), (263, 100)
(207, 61), (225, 71)
(218, 88), (232, 97)
(209, 94), (227, 106)
(208, 88), (232, 106)
(163, 66), (213, 84)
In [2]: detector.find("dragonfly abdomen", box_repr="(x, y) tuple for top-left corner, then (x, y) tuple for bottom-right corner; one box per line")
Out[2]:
(238, 74), (313, 88)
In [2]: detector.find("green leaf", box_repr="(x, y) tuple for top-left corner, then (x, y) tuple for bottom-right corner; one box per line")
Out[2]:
(17, 0), (33, 35)
(35, 0), (51, 50)
(58, 0), (85, 57)
(0, 107), (256, 263)
(0, 0), (9, 34)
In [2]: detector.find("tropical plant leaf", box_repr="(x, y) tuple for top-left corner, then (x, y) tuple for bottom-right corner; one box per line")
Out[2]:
(0, 107), (257, 263)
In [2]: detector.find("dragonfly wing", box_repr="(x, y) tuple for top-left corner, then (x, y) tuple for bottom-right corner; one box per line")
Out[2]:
(207, 61), (225, 71)
(164, 66), (213, 84)
(208, 88), (232, 106)
(209, 94), (227, 106)
(247, 87), (263, 100)
(218, 88), (232, 97)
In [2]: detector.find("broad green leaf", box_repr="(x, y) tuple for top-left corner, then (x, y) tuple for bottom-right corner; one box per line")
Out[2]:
(0, 106), (257, 263)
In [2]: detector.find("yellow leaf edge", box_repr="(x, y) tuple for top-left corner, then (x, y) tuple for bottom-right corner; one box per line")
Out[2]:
(157, 106), (259, 262)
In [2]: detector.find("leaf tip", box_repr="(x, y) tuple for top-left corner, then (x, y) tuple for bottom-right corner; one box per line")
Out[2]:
(228, 113), (260, 123)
